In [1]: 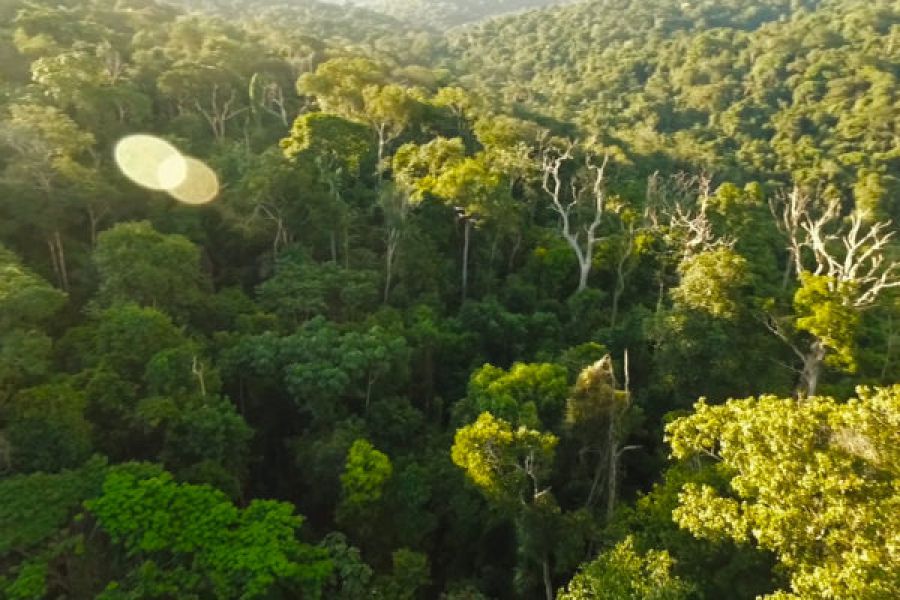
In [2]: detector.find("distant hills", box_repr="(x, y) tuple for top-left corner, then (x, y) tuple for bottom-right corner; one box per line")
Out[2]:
(321, 0), (570, 29)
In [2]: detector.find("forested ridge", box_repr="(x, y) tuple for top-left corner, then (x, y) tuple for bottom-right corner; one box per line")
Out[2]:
(0, 0), (898, 598)
(318, 1), (569, 29)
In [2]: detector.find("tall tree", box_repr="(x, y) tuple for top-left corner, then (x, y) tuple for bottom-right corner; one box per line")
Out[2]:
(766, 187), (900, 396)
(667, 386), (900, 599)
(539, 141), (611, 294)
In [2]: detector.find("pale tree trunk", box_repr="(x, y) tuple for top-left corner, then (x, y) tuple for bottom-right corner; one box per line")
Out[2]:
(461, 219), (473, 302)
(610, 224), (635, 328)
(384, 228), (399, 302)
(800, 339), (826, 398)
(605, 410), (618, 523)
(540, 145), (609, 296)
(542, 556), (553, 600)
(576, 251), (591, 293)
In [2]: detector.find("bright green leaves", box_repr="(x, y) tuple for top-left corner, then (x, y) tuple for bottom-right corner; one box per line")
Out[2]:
(393, 136), (467, 202)
(451, 412), (557, 504)
(281, 112), (373, 175)
(297, 57), (387, 117)
(458, 362), (569, 430)
(793, 273), (860, 371)
(556, 536), (695, 600)
(336, 439), (393, 541)
(339, 439), (393, 511)
(666, 387), (900, 599)
(87, 470), (332, 599)
(671, 247), (749, 320)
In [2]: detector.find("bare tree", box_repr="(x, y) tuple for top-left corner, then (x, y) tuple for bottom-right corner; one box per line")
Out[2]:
(648, 171), (735, 259)
(539, 140), (610, 294)
(767, 186), (900, 396)
(194, 84), (248, 141)
(380, 183), (412, 302)
(567, 354), (639, 521)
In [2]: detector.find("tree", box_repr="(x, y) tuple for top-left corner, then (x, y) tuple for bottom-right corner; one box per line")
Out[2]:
(281, 112), (374, 264)
(374, 548), (431, 600)
(0, 103), (96, 290)
(86, 470), (333, 599)
(0, 244), (66, 403)
(361, 83), (421, 177)
(557, 537), (695, 600)
(337, 438), (393, 535)
(539, 141), (612, 294)
(155, 20), (262, 141)
(766, 187), (900, 396)
(666, 386), (900, 599)
(93, 221), (210, 323)
(455, 362), (569, 431)
(451, 412), (558, 599)
(565, 356), (638, 519)
(3, 382), (92, 473)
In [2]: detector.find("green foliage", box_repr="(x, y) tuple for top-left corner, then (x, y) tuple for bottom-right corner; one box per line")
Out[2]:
(667, 386), (900, 599)
(76, 303), (187, 381)
(671, 248), (749, 320)
(338, 438), (393, 525)
(93, 221), (209, 322)
(557, 536), (696, 600)
(158, 396), (253, 490)
(337, 0), (560, 29)
(451, 412), (557, 504)
(610, 463), (779, 599)
(87, 470), (332, 599)
(0, 245), (66, 402)
(0, 244), (66, 328)
(318, 532), (375, 599)
(4, 382), (92, 473)
(458, 362), (569, 430)
(374, 548), (430, 600)
(282, 112), (374, 174)
(0, 457), (106, 557)
(257, 254), (380, 325)
(1, 0), (898, 597)
(794, 273), (860, 371)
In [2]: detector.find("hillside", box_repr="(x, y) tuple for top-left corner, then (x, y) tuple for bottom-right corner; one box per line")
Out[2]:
(325, 0), (570, 29)
(451, 0), (900, 216)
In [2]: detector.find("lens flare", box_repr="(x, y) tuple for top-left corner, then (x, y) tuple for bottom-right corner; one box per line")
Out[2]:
(166, 156), (220, 205)
(114, 134), (187, 191)
(114, 134), (220, 205)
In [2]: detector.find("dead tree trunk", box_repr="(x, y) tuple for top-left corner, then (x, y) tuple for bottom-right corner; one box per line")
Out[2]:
(540, 142), (610, 295)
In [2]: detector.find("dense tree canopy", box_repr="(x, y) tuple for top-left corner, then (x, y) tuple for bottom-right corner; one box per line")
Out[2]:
(0, 0), (898, 597)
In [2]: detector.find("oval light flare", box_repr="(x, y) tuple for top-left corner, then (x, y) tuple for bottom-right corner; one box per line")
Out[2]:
(114, 134), (187, 191)
(166, 156), (220, 205)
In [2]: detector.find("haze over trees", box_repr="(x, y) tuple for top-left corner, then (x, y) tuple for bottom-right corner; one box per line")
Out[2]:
(0, 0), (898, 598)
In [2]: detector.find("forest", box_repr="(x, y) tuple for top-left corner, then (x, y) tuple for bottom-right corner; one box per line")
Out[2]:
(0, 0), (898, 598)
